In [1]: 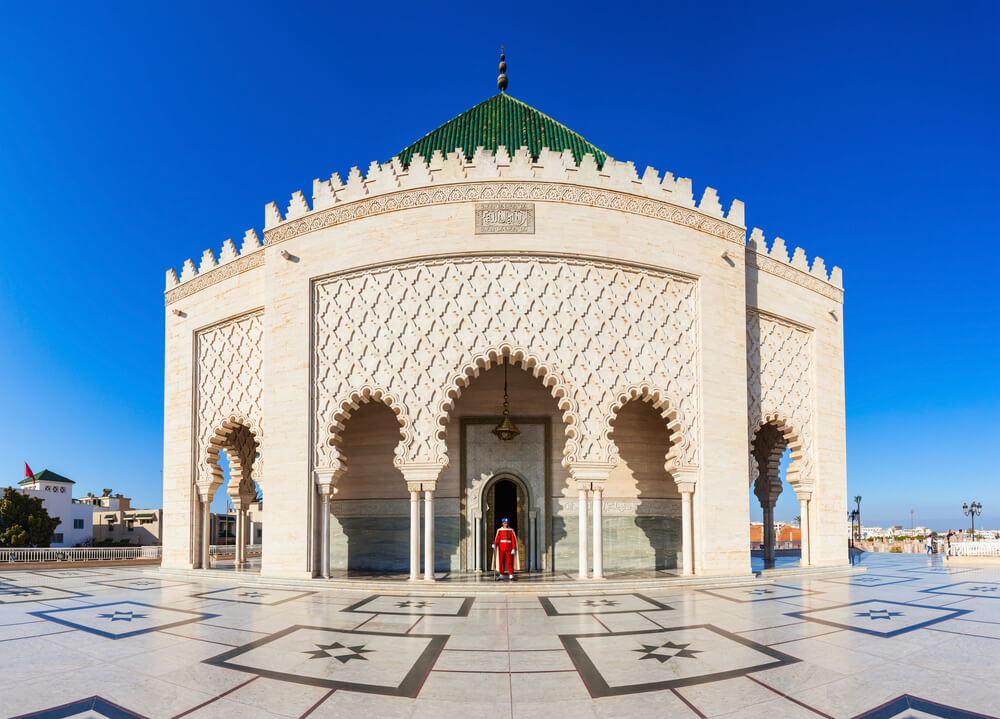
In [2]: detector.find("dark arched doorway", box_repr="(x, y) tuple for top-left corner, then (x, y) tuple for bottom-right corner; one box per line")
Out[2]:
(482, 474), (529, 570)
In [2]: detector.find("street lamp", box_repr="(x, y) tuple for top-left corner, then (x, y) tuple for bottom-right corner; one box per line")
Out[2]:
(963, 501), (983, 540)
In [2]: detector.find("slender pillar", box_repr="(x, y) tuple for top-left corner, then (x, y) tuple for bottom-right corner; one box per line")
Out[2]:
(319, 493), (331, 579)
(409, 489), (421, 581)
(234, 508), (245, 568)
(200, 494), (211, 570)
(592, 486), (604, 579)
(423, 490), (435, 581)
(474, 513), (482, 573)
(763, 502), (774, 565)
(679, 484), (694, 576)
(578, 486), (589, 579)
(799, 493), (811, 567)
(528, 510), (537, 572)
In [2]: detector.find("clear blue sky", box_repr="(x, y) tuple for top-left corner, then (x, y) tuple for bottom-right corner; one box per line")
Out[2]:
(1, 2), (996, 529)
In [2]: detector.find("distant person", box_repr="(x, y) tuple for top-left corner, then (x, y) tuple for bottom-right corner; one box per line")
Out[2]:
(925, 536), (934, 555)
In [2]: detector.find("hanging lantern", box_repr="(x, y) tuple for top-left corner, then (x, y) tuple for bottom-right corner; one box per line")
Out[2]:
(492, 357), (520, 441)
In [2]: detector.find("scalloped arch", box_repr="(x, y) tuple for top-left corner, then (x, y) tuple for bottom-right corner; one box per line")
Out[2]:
(605, 385), (693, 475)
(432, 345), (580, 467)
(200, 414), (262, 498)
(748, 413), (809, 491)
(325, 386), (411, 471)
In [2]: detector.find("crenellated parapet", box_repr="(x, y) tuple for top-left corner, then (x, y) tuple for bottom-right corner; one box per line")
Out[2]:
(262, 146), (744, 233)
(746, 227), (844, 302)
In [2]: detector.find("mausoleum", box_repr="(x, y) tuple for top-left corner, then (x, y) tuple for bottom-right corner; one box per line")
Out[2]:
(162, 57), (847, 580)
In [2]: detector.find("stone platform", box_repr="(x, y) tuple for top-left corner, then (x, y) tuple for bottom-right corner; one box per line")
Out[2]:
(3, 553), (999, 718)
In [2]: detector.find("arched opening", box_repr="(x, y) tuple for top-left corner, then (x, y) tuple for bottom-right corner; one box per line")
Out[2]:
(607, 398), (681, 573)
(481, 473), (530, 572)
(750, 421), (800, 570)
(329, 400), (407, 572)
(200, 420), (261, 571)
(438, 356), (571, 574)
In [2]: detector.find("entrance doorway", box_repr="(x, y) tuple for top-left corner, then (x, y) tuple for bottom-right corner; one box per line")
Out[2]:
(483, 475), (528, 569)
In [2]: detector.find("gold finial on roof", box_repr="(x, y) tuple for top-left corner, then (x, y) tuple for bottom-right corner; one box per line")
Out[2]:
(497, 46), (508, 92)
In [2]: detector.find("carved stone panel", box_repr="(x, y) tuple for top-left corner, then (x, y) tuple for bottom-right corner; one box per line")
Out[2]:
(313, 255), (699, 472)
(747, 311), (814, 483)
(195, 311), (264, 491)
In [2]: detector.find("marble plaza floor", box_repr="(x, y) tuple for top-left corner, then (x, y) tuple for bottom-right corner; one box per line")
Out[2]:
(2, 554), (1000, 718)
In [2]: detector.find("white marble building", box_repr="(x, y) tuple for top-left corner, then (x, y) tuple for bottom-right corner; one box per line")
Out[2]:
(17, 470), (93, 547)
(161, 69), (847, 580)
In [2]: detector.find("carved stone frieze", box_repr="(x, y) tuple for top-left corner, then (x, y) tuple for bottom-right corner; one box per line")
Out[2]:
(313, 255), (700, 473)
(165, 250), (263, 306)
(265, 181), (745, 246)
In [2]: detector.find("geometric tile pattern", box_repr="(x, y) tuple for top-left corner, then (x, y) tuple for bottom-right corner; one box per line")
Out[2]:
(853, 694), (999, 719)
(539, 593), (672, 616)
(10, 695), (144, 719)
(29, 600), (218, 639)
(698, 583), (820, 603)
(191, 586), (314, 605)
(921, 581), (1000, 600)
(341, 594), (475, 616)
(560, 624), (799, 697)
(28, 569), (112, 579)
(822, 574), (919, 588)
(204, 625), (447, 697)
(786, 599), (971, 638)
(91, 577), (191, 591)
(0, 585), (90, 604)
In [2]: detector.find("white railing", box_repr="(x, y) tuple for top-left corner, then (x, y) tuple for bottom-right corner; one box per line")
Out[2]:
(949, 541), (1000, 557)
(0, 546), (162, 563)
(209, 544), (262, 556)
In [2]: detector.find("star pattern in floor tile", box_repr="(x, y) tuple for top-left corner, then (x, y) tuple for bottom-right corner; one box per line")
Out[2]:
(11, 695), (145, 718)
(91, 577), (190, 591)
(342, 594), (475, 616)
(698, 583), (820, 603)
(539, 593), (672, 616)
(0, 585), (90, 604)
(560, 624), (799, 697)
(204, 625), (447, 696)
(29, 600), (218, 639)
(853, 694), (999, 718)
(191, 586), (315, 605)
(786, 599), (971, 637)
(922, 581), (1000, 600)
(633, 640), (702, 663)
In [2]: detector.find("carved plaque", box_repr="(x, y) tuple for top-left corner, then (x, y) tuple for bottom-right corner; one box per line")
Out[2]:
(475, 202), (535, 234)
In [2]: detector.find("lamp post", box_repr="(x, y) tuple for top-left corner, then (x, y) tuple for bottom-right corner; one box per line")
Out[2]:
(963, 501), (982, 540)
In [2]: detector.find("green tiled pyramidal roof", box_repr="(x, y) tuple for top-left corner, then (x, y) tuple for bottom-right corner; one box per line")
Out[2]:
(394, 93), (607, 169)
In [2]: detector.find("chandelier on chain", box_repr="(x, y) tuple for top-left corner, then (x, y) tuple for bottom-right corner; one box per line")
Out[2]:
(492, 356), (520, 441)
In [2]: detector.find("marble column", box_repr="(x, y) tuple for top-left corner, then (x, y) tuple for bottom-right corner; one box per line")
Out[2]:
(528, 510), (537, 572)
(678, 482), (695, 576)
(799, 491), (811, 567)
(319, 492), (331, 579)
(474, 512), (482, 573)
(762, 501), (774, 565)
(234, 507), (246, 569)
(578, 486), (589, 579)
(423, 489), (435, 582)
(200, 493), (212, 570)
(592, 486), (604, 580)
(409, 488), (421, 580)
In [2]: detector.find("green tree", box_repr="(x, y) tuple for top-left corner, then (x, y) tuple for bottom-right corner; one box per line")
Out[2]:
(0, 487), (61, 547)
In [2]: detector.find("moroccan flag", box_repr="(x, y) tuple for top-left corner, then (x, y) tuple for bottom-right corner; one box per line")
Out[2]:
(24, 462), (35, 480)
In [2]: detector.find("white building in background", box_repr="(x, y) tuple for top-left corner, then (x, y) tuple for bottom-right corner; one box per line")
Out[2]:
(17, 470), (92, 547)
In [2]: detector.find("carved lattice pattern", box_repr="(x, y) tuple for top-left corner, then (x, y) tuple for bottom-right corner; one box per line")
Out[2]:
(747, 311), (814, 485)
(196, 311), (264, 492)
(313, 255), (699, 473)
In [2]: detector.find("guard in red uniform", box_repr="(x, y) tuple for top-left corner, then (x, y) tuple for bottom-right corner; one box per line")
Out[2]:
(492, 518), (517, 581)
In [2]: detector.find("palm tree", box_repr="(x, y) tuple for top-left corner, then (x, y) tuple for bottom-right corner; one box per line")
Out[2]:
(854, 496), (862, 542)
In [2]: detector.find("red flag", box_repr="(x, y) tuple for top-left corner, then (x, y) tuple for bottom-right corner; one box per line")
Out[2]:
(24, 462), (35, 480)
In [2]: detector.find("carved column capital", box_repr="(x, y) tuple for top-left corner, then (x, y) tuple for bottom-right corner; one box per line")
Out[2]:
(313, 467), (342, 496)
(400, 462), (445, 493)
(569, 461), (614, 491)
